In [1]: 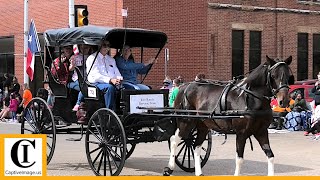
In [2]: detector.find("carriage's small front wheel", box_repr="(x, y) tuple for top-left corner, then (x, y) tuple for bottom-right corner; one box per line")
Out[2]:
(21, 97), (56, 164)
(85, 108), (126, 176)
(168, 129), (212, 172)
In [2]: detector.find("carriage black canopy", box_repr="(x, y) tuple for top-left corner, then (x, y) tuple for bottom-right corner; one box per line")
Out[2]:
(44, 25), (167, 49)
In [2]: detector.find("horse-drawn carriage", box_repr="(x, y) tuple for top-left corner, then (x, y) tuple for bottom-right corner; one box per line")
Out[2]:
(20, 25), (212, 176)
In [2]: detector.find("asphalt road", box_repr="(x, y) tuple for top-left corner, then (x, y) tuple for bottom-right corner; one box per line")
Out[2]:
(1, 122), (320, 176)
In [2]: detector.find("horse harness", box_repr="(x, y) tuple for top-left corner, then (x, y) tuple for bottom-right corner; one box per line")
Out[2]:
(181, 61), (289, 118)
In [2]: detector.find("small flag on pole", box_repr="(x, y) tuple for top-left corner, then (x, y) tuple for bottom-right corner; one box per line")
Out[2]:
(73, 44), (79, 55)
(26, 20), (41, 81)
(122, 8), (128, 17)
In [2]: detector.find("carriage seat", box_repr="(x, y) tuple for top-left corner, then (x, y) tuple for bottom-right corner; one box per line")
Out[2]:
(45, 66), (68, 98)
(73, 67), (101, 101)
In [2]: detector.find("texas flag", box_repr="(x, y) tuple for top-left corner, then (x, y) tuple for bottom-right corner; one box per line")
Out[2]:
(26, 20), (41, 81)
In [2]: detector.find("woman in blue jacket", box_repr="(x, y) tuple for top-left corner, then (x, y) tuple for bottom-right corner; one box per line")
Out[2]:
(115, 45), (157, 90)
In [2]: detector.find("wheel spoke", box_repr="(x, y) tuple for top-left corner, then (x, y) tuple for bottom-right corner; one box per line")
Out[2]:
(187, 146), (191, 168)
(90, 146), (102, 154)
(106, 147), (119, 170)
(22, 127), (35, 133)
(181, 144), (188, 166)
(97, 149), (104, 174)
(46, 142), (52, 150)
(92, 148), (103, 165)
(88, 128), (103, 142)
(104, 149), (107, 176)
(88, 141), (100, 145)
(92, 120), (103, 141)
(106, 150), (113, 175)
(106, 146), (123, 160)
(176, 143), (186, 157)
(191, 146), (195, 160)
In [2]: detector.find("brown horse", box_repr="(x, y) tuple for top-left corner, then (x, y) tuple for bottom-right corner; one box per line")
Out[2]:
(164, 56), (293, 176)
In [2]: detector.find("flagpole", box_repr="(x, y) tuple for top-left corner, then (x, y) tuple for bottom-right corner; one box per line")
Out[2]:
(23, 0), (29, 84)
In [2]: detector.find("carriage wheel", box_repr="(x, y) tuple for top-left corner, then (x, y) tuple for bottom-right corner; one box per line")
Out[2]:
(168, 129), (212, 172)
(20, 97), (56, 164)
(85, 108), (126, 176)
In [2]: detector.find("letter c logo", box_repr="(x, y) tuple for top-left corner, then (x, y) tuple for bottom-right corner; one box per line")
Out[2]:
(10, 139), (36, 168)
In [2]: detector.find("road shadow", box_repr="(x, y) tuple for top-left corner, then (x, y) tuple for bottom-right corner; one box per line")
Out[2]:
(124, 157), (314, 176)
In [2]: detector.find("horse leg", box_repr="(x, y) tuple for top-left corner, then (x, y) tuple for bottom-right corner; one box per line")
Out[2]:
(253, 130), (274, 176)
(234, 134), (247, 176)
(163, 128), (181, 176)
(193, 128), (208, 176)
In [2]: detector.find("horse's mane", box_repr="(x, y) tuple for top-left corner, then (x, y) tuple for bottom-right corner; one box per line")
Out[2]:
(244, 62), (268, 86)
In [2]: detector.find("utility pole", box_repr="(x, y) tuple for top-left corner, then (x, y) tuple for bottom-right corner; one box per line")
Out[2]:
(69, 0), (75, 28)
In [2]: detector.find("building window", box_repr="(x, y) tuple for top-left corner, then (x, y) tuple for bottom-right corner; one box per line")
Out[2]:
(297, 0), (320, 4)
(232, 30), (244, 78)
(249, 31), (261, 71)
(313, 34), (320, 78)
(0, 36), (14, 76)
(297, 33), (308, 80)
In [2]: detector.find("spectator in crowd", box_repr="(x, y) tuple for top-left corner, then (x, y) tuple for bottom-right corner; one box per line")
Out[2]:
(311, 72), (320, 109)
(7, 93), (18, 123)
(177, 75), (184, 84)
(195, 73), (206, 82)
(67, 44), (93, 111)
(115, 45), (156, 90)
(15, 94), (23, 122)
(11, 76), (20, 95)
(0, 96), (10, 121)
(19, 83), (32, 108)
(285, 93), (311, 131)
(86, 40), (122, 110)
(2, 73), (11, 98)
(269, 95), (295, 130)
(160, 76), (172, 90)
(169, 78), (181, 107)
(46, 86), (55, 109)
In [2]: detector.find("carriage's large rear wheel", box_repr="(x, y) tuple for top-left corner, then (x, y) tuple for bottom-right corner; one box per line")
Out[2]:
(168, 129), (212, 172)
(85, 108), (126, 176)
(21, 97), (56, 164)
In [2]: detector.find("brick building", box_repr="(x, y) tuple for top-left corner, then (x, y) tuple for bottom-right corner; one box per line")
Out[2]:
(0, 0), (123, 92)
(1, 0), (320, 92)
(124, 0), (320, 83)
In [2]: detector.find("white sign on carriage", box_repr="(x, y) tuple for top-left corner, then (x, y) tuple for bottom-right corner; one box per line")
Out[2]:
(129, 94), (164, 113)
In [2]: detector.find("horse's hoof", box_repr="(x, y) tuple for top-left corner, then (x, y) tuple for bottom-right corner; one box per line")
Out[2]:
(163, 167), (173, 176)
(199, 174), (204, 176)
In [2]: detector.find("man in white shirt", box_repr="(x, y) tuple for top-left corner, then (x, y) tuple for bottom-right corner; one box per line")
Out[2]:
(86, 40), (122, 110)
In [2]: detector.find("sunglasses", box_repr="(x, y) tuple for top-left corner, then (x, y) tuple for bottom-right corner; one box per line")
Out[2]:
(102, 43), (110, 48)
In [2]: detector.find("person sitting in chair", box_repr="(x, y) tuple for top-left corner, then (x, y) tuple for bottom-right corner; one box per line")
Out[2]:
(86, 40), (122, 110)
(115, 45), (156, 90)
(285, 93), (310, 131)
(51, 45), (74, 85)
(68, 44), (93, 111)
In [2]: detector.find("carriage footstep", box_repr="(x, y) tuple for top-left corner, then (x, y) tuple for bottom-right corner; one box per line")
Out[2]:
(163, 167), (173, 176)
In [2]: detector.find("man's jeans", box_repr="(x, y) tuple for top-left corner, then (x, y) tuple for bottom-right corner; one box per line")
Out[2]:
(95, 83), (116, 110)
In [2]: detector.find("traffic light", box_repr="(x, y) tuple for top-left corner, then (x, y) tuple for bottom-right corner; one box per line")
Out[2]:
(75, 5), (89, 27)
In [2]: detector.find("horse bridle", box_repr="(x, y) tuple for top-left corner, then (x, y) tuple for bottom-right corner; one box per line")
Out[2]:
(266, 61), (290, 96)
